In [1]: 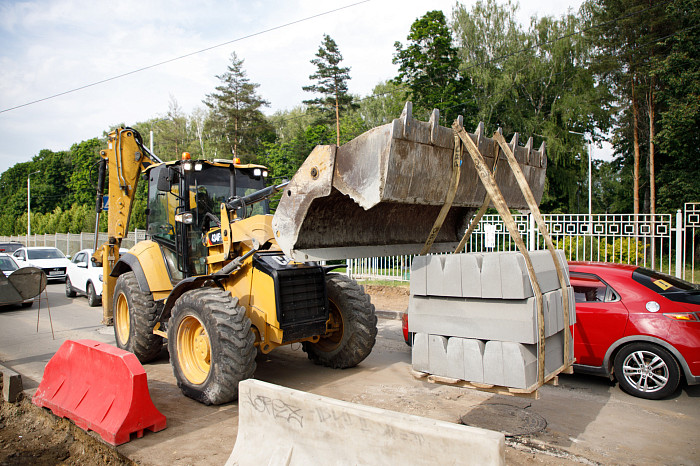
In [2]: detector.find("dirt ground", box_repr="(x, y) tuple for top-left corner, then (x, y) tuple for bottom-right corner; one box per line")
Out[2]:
(0, 285), (407, 466)
(0, 394), (132, 465)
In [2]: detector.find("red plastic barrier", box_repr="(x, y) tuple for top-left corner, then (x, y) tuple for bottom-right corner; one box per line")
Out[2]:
(33, 339), (166, 445)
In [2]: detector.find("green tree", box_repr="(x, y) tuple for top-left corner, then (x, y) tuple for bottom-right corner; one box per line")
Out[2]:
(204, 52), (271, 161)
(393, 10), (475, 125)
(453, 1), (613, 213)
(303, 34), (356, 146)
(655, 0), (700, 210)
(358, 81), (409, 128)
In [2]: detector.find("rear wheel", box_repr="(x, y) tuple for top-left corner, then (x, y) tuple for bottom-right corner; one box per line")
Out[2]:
(86, 282), (100, 307)
(65, 277), (76, 297)
(168, 288), (256, 405)
(614, 342), (681, 400)
(113, 272), (163, 363)
(302, 274), (377, 368)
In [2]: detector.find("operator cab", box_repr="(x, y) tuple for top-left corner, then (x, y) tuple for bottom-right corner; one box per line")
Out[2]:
(146, 158), (269, 280)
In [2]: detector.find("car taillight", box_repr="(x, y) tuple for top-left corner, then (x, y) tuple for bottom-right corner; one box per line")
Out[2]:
(664, 312), (700, 322)
(401, 312), (409, 335)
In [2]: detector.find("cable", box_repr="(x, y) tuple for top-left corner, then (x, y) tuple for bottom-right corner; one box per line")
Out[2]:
(0, 0), (370, 114)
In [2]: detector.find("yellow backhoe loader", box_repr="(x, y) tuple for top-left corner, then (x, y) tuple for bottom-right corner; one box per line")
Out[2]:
(93, 102), (546, 405)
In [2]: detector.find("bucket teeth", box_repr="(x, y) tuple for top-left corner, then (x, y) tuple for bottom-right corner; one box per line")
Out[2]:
(272, 102), (547, 261)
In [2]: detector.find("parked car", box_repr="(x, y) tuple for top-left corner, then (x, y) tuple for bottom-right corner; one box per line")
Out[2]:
(402, 261), (700, 400)
(65, 248), (129, 306)
(12, 247), (70, 282)
(0, 253), (34, 308)
(0, 242), (24, 254)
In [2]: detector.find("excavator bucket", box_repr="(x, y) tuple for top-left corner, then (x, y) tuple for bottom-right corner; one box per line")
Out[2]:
(272, 103), (546, 261)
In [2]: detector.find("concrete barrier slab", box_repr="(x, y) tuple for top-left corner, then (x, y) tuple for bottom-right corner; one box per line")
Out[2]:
(428, 335), (449, 377)
(226, 379), (505, 466)
(410, 255), (428, 296)
(412, 333), (429, 373)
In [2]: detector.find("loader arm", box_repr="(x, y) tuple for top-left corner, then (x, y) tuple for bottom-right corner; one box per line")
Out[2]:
(93, 128), (161, 324)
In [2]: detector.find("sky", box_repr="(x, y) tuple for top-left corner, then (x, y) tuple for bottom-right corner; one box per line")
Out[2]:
(0, 0), (588, 174)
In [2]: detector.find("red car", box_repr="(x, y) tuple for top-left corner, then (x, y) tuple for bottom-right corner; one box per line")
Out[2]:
(569, 262), (699, 399)
(402, 261), (700, 400)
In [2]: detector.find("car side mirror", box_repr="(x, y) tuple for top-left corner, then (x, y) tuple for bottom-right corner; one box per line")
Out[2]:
(77, 262), (88, 269)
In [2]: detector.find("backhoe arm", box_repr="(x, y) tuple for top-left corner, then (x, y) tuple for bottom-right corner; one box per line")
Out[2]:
(94, 128), (160, 324)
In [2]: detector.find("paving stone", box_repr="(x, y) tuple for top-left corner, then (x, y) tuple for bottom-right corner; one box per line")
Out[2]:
(409, 292), (565, 344)
(411, 333), (430, 372)
(410, 255), (428, 296)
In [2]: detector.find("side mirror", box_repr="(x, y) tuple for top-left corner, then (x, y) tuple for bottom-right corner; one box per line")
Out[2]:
(156, 166), (176, 192)
(77, 262), (88, 269)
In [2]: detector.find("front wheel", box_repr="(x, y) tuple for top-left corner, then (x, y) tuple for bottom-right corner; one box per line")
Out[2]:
(86, 282), (100, 307)
(113, 272), (163, 363)
(65, 277), (76, 297)
(613, 342), (681, 400)
(302, 274), (378, 369)
(168, 288), (256, 405)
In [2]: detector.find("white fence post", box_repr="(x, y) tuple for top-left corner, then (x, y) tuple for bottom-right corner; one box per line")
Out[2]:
(676, 209), (683, 278)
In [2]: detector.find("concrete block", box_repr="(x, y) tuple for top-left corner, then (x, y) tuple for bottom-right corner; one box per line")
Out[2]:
(409, 293), (565, 344)
(412, 333), (430, 372)
(482, 341), (505, 386)
(410, 255), (428, 296)
(483, 330), (574, 389)
(447, 338), (485, 383)
(498, 253), (533, 299)
(428, 335), (449, 377)
(459, 254), (483, 298)
(227, 379), (506, 466)
(480, 253), (502, 298)
(426, 255), (463, 297)
(1, 367), (23, 402)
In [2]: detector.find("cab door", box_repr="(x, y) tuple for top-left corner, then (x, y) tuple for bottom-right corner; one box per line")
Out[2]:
(571, 272), (629, 367)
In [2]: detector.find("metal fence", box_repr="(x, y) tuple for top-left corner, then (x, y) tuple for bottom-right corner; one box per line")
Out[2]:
(0, 230), (147, 258)
(347, 210), (696, 283)
(3, 206), (698, 284)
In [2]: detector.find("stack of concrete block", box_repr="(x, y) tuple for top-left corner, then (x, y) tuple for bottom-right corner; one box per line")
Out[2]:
(410, 250), (575, 390)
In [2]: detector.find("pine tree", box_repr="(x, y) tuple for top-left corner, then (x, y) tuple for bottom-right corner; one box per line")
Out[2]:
(303, 34), (355, 146)
(204, 52), (270, 160)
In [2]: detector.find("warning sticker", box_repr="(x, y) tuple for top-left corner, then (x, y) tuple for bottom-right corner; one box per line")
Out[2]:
(653, 279), (673, 291)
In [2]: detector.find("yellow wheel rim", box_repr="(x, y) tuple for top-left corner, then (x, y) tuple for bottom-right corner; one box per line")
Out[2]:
(316, 299), (344, 352)
(177, 315), (211, 385)
(115, 293), (130, 346)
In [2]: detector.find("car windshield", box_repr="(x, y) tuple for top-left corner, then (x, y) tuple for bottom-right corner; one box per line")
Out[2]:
(0, 256), (18, 272)
(632, 267), (700, 305)
(27, 249), (65, 260)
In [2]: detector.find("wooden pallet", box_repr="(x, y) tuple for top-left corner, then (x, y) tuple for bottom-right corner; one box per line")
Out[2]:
(411, 362), (574, 400)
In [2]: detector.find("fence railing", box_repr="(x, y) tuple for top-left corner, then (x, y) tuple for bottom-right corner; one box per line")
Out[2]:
(3, 207), (698, 284)
(347, 211), (694, 283)
(0, 230), (147, 258)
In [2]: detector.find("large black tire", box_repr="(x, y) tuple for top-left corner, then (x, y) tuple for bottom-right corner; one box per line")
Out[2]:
(168, 288), (256, 405)
(113, 271), (163, 363)
(65, 277), (77, 297)
(86, 282), (100, 307)
(613, 342), (681, 400)
(302, 274), (378, 369)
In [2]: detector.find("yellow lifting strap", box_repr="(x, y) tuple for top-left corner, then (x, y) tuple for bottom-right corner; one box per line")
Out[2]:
(453, 121), (548, 387)
(492, 131), (573, 370)
(419, 113), (464, 256)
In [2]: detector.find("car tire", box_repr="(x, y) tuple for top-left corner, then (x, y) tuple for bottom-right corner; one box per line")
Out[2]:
(65, 277), (77, 297)
(86, 282), (100, 307)
(613, 342), (681, 400)
(21, 301), (33, 308)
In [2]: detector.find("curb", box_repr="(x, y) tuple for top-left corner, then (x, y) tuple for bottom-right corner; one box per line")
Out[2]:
(0, 363), (23, 403)
(376, 309), (403, 320)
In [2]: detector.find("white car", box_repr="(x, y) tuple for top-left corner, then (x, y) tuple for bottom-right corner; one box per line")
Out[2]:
(65, 249), (103, 307)
(0, 253), (34, 308)
(13, 247), (71, 282)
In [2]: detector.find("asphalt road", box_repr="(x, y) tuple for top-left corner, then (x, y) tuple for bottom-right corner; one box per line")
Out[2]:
(1, 283), (699, 465)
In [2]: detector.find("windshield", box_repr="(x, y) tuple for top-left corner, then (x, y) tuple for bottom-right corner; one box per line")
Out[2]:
(632, 267), (700, 305)
(27, 249), (65, 260)
(0, 256), (18, 272)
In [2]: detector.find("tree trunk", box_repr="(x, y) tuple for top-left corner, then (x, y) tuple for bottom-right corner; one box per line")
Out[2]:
(648, 84), (656, 216)
(335, 94), (341, 147)
(632, 76), (641, 215)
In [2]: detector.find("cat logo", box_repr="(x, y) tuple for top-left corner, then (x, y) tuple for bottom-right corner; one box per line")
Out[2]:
(207, 229), (223, 246)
